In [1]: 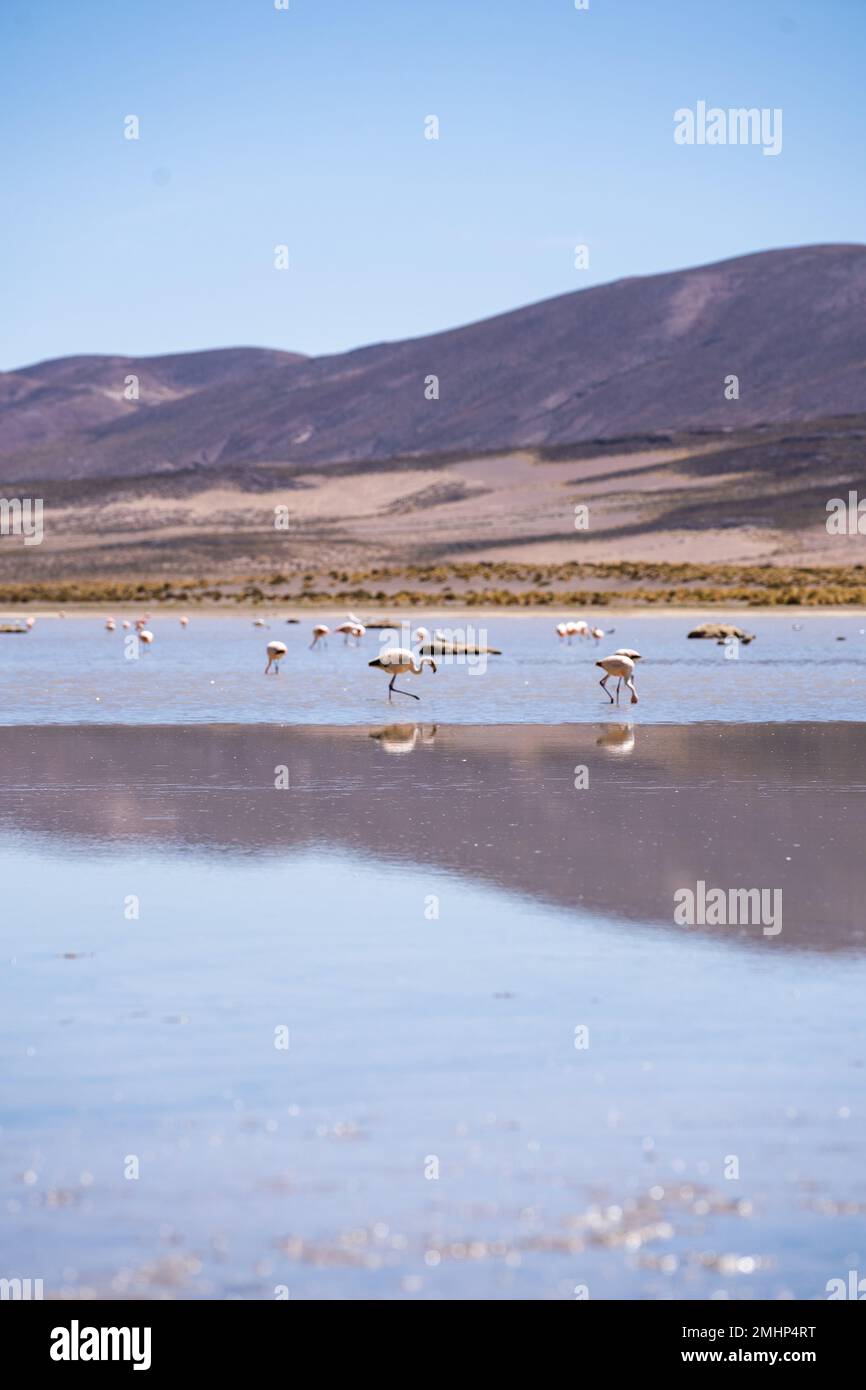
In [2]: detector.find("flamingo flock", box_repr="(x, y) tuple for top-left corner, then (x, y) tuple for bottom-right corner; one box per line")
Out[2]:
(556, 619), (610, 643)
(12, 608), (648, 706)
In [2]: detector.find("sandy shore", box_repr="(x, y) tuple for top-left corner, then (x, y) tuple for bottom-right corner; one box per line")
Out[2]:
(5, 604), (866, 622)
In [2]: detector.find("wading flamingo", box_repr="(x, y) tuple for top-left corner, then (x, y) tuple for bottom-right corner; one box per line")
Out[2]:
(139, 629), (154, 646)
(597, 652), (638, 704)
(413, 626), (431, 644)
(179, 616), (189, 628)
(105, 618), (116, 632)
(310, 623), (329, 649)
(555, 622), (569, 640)
(369, 648), (437, 701)
(334, 621), (364, 646)
(265, 640), (287, 674)
(25, 617), (36, 630)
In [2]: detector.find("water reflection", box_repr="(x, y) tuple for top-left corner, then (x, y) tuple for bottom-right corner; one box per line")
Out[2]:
(369, 723), (438, 754)
(0, 721), (862, 952)
(595, 722), (636, 755)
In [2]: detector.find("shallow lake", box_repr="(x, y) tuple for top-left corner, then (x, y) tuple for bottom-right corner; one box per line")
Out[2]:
(0, 612), (864, 724)
(1, 722), (864, 1299)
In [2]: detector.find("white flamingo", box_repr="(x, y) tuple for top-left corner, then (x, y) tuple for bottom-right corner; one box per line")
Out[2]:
(310, 623), (329, 649)
(179, 616), (189, 628)
(413, 626), (431, 644)
(105, 618), (116, 632)
(265, 640), (287, 674)
(334, 621), (363, 646)
(596, 652), (638, 704)
(139, 629), (154, 647)
(25, 617), (36, 630)
(368, 648), (437, 701)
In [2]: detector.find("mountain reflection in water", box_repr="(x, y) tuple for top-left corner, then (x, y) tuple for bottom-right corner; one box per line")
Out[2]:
(1, 721), (862, 952)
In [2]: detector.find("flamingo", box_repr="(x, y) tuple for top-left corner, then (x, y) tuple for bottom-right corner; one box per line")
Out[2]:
(105, 618), (116, 632)
(310, 623), (329, 649)
(253, 618), (267, 628)
(368, 648), (437, 701)
(590, 626), (605, 642)
(555, 622), (569, 641)
(179, 616), (189, 628)
(413, 626), (431, 644)
(122, 620), (132, 630)
(596, 653), (638, 704)
(25, 617), (35, 630)
(265, 640), (287, 674)
(139, 629), (154, 647)
(334, 621), (363, 646)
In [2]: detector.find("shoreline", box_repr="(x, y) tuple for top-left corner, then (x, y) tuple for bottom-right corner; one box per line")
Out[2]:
(4, 604), (866, 621)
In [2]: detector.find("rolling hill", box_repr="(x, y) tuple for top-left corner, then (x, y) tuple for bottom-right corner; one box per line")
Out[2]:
(1, 244), (865, 587)
(2, 244), (866, 482)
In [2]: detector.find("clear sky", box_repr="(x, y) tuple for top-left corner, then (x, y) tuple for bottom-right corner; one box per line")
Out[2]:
(2, 0), (864, 369)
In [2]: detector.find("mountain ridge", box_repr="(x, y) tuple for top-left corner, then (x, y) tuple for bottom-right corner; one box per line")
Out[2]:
(2, 243), (865, 483)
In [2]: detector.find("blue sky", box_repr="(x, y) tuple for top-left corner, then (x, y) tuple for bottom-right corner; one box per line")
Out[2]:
(2, 0), (864, 369)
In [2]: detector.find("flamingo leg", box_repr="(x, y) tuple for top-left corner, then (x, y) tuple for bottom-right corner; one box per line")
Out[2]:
(599, 675), (614, 703)
(626, 679), (638, 705)
(388, 675), (419, 701)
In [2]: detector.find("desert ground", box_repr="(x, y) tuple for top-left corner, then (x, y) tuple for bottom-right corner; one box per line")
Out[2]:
(2, 422), (865, 609)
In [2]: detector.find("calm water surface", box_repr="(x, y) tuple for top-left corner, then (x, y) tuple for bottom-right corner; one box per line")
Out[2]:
(0, 613), (864, 723)
(1, 722), (864, 1299)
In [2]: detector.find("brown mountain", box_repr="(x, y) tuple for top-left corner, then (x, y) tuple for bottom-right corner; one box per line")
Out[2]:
(0, 347), (304, 463)
(2, 244), (865, 483)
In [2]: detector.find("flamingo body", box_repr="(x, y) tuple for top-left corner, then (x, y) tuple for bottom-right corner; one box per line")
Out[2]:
(265, 640), (288, 674)
(596, 653), (638, 704)
(369, 647), (437, 700)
